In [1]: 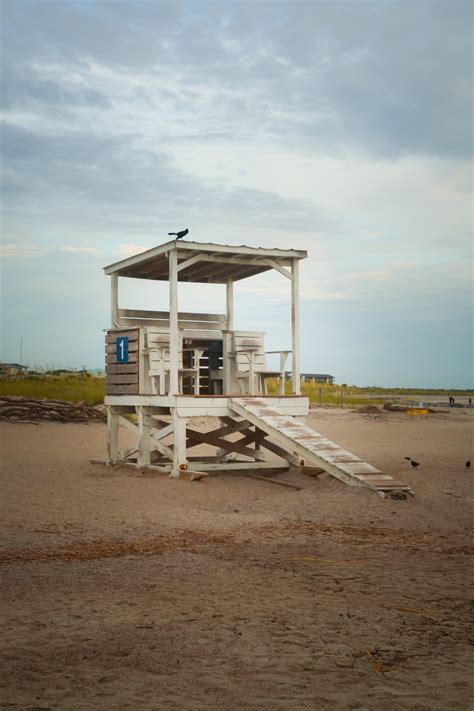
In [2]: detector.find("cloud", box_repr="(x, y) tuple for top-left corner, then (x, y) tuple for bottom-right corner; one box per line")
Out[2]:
(0, 0), (471, 385)
(117, 243), (148, 256)
(2, 1), (471, 160)
(59, 246), (98, 253)
(0, 242), (48, 258)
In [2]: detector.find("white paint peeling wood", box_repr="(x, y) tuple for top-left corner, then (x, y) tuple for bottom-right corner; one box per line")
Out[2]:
(230, 397), (413, 496)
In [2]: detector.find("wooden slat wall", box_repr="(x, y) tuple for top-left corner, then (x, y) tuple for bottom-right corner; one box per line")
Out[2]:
(105, 328), (139, 395)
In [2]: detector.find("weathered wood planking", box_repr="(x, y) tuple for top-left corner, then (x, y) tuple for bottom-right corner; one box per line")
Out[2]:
(106, 363), (138, 375)
(105, 341), (139, 354)
(119, 309), (225, 323)
(106, 353), (138, 365)
(105, 330), (139, 343)
(106, 374), (138, 385)
(106, 384), (140, 395)
(106, 328), (140, 394)
(230, 397), (413, 497)
(119, 318), (224, 331)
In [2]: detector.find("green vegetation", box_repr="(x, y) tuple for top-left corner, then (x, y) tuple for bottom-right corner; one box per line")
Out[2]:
(0, 374), (105, 404)
(265, 379), (473, 407)
(1, 374), (472, 408)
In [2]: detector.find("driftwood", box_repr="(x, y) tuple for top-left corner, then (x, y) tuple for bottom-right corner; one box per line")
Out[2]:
(0, 396), (105, 423)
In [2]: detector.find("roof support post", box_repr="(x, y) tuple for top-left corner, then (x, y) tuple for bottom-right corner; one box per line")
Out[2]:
(169, 247), (179, 394)
(291, 258), (301, 395)
(226, 277), (234, 330)
(111, 274), (119, 328)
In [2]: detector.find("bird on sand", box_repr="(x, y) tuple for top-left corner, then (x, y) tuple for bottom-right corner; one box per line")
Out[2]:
(410, 459), (420, 468)
(168, 228), (189, 239)
(466, 460), (471, 468)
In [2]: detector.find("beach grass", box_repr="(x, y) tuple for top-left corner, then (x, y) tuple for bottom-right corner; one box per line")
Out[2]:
(1, 374), (471, 408)
(0, 375), (105, 404)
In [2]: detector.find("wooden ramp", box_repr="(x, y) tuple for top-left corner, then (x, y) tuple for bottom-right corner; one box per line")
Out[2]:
(230, 397), (413, 498)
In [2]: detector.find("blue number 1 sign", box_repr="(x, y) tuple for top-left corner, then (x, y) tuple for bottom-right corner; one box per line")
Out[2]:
(116, 336), (129, 363)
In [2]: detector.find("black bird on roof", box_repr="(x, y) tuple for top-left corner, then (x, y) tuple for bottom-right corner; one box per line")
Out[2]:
(168, 228), (189, 240)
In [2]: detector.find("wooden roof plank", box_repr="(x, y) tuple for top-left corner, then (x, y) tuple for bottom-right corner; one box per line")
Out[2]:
(104, 239), (307, 281)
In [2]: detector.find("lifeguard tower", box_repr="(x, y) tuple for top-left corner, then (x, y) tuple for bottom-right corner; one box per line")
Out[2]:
(103, 239), (412, 498)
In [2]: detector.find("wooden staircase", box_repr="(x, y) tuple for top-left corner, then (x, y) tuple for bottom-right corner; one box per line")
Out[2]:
(230, 397), (414, 498)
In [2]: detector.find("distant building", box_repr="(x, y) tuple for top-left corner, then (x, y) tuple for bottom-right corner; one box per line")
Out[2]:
(0, 363), (29, 379)
(301, 373), (335, 384)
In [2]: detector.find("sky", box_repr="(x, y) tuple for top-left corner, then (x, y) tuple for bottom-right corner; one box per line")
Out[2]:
(0, 0), (472, 387)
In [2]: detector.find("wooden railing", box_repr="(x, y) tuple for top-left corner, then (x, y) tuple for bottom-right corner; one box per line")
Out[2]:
(117, 309), (226, 331)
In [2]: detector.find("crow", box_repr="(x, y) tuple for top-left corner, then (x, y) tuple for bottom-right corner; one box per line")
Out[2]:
(168, 228), (189, 239)
(410, 460), (420, 468)
(466, 460), (471, 468)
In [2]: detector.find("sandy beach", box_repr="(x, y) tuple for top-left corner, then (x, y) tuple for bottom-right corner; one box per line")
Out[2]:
(1, 406), (473, 709)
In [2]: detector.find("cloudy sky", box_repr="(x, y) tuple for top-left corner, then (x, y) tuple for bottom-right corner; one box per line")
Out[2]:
(1, 0), (472, 387)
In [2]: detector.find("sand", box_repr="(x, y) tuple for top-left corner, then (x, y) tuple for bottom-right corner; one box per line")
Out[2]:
(1, 406), (473, 709)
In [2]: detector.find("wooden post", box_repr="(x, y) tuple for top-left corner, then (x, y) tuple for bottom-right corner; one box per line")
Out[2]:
(111, 274), (119, 328)
(226, 277), (234, 330)
(222, 278), (234, 396)
(169, 248), (179, 394)
(248, 351), (255, 395)
(106, 406), (119, 464)
(171, 410), (187, 478)
(137, 407), (151, 467)
(279, 352), (287, 396)
(291, 258), (301, 395)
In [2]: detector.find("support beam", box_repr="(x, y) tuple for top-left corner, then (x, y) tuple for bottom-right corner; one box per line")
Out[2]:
(291, 258), (301, 395)
(226, 277), (234, 330)
(106, 407), (119, 464)
(169, 248), (179, 394)
(176, 252), (207, 273)
(171, 410), (187, 477)
(111, 274), (119, 327)
(269, 260), (292, 280)
(137, 407), (151, 467)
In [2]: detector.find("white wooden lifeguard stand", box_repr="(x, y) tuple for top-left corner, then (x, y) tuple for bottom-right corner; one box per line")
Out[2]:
(103, 239), (413, 497)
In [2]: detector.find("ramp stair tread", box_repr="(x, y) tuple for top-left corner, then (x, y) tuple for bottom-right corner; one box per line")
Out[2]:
(230, 397), (413, 496)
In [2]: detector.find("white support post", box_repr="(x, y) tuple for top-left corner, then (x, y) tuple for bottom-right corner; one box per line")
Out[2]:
(248, 351), (255, 395)
(137, 407), (151, 467)
(223, 278), (234, 395)
(226, 277), (234, 330)
(170, 411), (187, 478)
(111, 274), (119, 328)
(291, 259), (301, 395)
(169, 248), (179, 394)
(106, 406), (119, 464)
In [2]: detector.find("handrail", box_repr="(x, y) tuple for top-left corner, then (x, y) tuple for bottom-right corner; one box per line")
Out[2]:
(118, 309), (225, 322)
